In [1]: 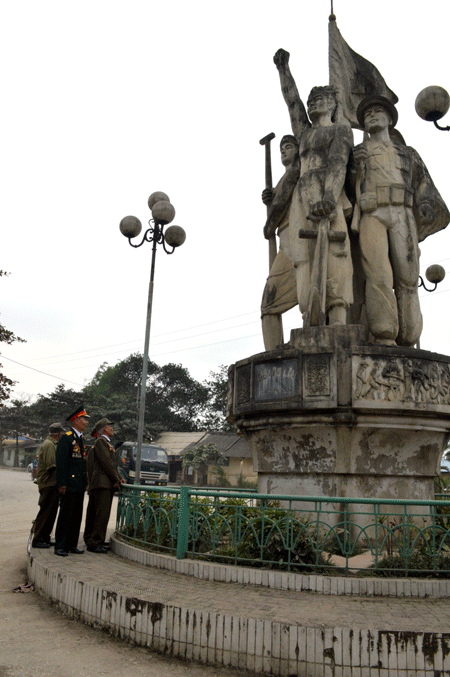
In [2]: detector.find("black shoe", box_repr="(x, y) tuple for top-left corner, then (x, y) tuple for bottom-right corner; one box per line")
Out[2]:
(47, 541), (55, 546)
(55, 549), (68, 557)
(69, 547), (84, 554)
(87, 545), (108, 553)
(32, 541), (50, 549)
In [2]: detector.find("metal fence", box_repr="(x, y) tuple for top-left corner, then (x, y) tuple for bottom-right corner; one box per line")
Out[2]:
(116, 484), (450, 576)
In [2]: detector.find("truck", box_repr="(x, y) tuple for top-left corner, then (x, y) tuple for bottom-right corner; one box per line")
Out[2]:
(115, 441), (169, 486)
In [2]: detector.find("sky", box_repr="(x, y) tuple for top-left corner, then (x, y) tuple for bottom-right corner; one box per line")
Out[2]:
(2, 0), (450, 402)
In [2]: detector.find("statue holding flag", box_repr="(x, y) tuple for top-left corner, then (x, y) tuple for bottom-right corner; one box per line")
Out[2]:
(272, 48), (354, 328)
(328, 13), (449, 346)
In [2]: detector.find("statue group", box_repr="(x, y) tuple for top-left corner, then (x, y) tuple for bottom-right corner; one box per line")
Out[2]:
(261, 46), (449, 352)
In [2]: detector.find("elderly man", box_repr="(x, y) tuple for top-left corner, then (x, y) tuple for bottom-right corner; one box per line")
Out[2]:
(274, 48), (354, 326)
(32, 422), (64, 548)
(261, 134), (299, 350)
(349, 95), (450, 346)
(84, 418), (123, 553)
(54, 406), (90, 556)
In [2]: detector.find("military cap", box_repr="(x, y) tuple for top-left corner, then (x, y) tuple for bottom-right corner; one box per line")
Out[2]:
(49, 422), (64, 433)
(66, 406), (90, 423)
(92, 417), (113, 435)
(356, 95), (398, 130)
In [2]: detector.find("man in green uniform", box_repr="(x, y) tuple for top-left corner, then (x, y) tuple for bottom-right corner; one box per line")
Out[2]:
(32, 422), (64, 548)
(84, 418), (123, 553)
(54, 406), (90, 556)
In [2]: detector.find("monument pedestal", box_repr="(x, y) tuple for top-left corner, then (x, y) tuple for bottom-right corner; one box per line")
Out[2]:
(227, 326), (450, 516)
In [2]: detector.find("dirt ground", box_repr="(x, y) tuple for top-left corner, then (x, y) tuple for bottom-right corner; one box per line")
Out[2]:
(0, 468), (247, 677)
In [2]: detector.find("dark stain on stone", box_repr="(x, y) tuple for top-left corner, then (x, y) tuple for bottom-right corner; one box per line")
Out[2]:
(441, 634), (450, 659)
(323, 647), (335, 669)
(125, 597), (146, 618)
(422, 633), (440, 665)
(105, 591), (117, 611)
(150, 602), (163, 624)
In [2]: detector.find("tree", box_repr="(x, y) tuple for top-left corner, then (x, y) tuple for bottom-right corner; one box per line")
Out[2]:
(182, 442), (227, 486)
(202, 365), (232, 432)
(0, 396), (31, 466)
(0, 271), (25, 406)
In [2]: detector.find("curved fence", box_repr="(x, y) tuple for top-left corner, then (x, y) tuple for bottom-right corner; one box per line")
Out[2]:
(116, 485), (450, 576)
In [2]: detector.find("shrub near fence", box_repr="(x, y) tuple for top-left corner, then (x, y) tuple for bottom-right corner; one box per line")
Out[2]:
(115, 484), (450, 577)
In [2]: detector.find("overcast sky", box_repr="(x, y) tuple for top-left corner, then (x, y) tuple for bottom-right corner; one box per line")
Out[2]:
(2, 0), (450, 401)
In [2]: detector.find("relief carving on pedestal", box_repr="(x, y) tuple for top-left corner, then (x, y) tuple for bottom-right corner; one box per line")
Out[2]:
(353, 355), (450, 406)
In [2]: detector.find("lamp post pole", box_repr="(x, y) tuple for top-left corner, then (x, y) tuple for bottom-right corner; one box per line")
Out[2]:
(120, 193), (186, 485)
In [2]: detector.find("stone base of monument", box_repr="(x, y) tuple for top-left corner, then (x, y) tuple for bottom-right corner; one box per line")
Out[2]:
(227, 325), (450, 528)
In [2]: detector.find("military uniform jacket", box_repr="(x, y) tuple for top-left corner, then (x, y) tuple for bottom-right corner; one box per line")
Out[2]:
(55, 429), (87, 492)
(87, 436), (121, 491)
(36, 435), (57, 490)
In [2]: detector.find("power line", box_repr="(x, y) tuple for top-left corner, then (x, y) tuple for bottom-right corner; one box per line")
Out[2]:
(26, 310), (260, 364)
(1, 355), (83, 387)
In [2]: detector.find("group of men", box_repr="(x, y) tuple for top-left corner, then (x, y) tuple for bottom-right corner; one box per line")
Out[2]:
(32, 406), (124, 557)
(261, 49), (449, 351)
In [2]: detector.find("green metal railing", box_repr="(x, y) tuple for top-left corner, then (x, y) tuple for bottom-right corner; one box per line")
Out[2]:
(116, 485), (450, 576)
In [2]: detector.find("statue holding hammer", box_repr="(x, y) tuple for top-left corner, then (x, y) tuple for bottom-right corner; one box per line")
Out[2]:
(272, 48), (353, 328)
(260, 134), (300, 351)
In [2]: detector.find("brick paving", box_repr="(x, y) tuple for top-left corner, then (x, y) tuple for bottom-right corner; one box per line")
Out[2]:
(30, 543), (450, 633)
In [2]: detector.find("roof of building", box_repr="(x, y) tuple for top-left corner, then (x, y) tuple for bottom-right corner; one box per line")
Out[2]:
(152, 431), (251, 459)
(182, 432), (251, 459)
(152, 431), (205, 458)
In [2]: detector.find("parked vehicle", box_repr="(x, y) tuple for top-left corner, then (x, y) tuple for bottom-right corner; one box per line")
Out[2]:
(116, 442), (169, 486)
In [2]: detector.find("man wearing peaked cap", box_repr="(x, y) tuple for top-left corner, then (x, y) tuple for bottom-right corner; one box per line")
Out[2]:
(32, 422), (64, 548)
(84, 418), (124, 553)
(54, 406), (90, 556)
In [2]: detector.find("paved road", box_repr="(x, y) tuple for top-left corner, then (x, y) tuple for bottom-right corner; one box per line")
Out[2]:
(0, 468), (242, 677)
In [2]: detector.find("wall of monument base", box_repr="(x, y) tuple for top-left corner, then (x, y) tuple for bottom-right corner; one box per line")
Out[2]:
(256, 471), (435, 534)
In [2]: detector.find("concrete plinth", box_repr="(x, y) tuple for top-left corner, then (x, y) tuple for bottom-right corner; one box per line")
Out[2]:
(227, 325), (450, 515)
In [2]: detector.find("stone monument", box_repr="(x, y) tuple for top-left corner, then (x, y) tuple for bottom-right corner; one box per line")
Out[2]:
(227, 14), (450, 519)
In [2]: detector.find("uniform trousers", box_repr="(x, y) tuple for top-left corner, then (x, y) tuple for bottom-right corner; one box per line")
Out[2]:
(54, 491), (84, 552)
(32, 486), (59, 545)
(84, 488), (114, 548)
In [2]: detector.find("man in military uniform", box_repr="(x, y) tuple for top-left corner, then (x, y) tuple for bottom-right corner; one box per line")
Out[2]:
(349, 95), (450, 346)
(54, 406), (90, 556)
(32, 422), (64, 548)
(83, 418), (123, 553)
(261, 135), (299, 350)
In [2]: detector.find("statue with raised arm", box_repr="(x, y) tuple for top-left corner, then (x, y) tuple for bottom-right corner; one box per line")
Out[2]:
(261, 135), (299, 350)
(273, 48), (354, 327)
(349, 95), (450, 347)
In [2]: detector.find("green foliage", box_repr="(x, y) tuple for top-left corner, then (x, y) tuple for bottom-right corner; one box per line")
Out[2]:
(119, 492), (333, 573)
(182, 443), (227, 468)
(375, 552), (450, 578)
(201, 365), (232, 432)
(21, 353), (231, 442)
(212, 465), (231, 487)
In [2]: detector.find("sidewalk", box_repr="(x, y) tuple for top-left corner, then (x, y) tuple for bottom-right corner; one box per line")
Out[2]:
(27, 536), (450, 676)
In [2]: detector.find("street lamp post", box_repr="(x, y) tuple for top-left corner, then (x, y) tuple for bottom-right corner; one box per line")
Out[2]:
(120, 192), (186, 485)
(415, 86), (450, 131)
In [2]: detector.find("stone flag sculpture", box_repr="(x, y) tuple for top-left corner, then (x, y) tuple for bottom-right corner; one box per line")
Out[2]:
(328, 15), (398, 129)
